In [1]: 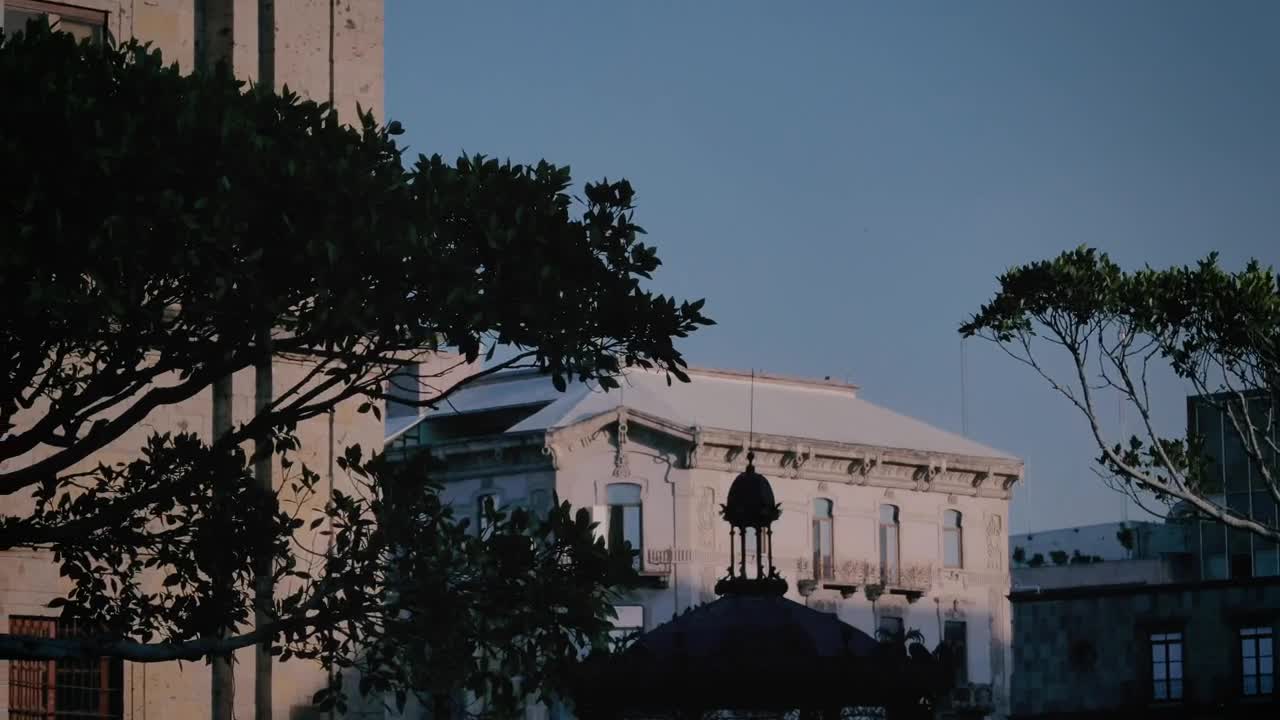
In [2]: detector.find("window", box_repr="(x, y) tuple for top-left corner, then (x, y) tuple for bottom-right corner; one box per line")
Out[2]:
(1241, 626), (1274, 696)
(609, 605), (644, 651)
(812, 498), (834, 580)
(8, 615), (123, 720)
(879, 504), (900, 583)
(1150, 631), (1184, 701)
(878, 615), (904, 642)
(476, 493), (499, 538)
(386, 362), (420, 419)
(529, 489), (552, 521)
(943, 510), (964, 569)
(945, 620), (968, 685)
(606, 483), (642, 570)
(2, 1), (106, 43)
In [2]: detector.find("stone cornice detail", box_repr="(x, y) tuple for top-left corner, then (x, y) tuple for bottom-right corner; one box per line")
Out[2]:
(687, 427), (1022, 499)
(414, 413), (1024, 497)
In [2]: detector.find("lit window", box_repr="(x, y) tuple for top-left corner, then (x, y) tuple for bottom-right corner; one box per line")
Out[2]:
(606, 483), (642, 570)
(944, 510), (964, 569)
(2, 1), (106, 43)
(1150, 631), (1184, 701)
(476, 493), (499, 538)
(879, 504), (900, 583)
(1241, 626), (1274, 696)
(812, 498), (834, 580)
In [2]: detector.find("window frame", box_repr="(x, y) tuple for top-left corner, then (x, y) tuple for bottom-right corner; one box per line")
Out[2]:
(877, 614), (904, 643)
(476, 492), (500, 538)
(879, 504), (900, 584)
(8, 614), (124, 719)
(943, 509), (964, 569)
(1240, 626), (1275, 697)
(944, 619), (968, 686)
(1148, 630), (1185, 703)
(608, 604), (645, 651)
(2, 0), (107, 41)
(812, 497), (834, 580)
(605, 482), (643, 570)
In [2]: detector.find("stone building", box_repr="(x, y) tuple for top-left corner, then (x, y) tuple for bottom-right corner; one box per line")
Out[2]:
(386, 367), (1025, 718)
(1008, 393), (1280, 718)
(0, 2), (394, 719)
(1010, 577), (1280, 718)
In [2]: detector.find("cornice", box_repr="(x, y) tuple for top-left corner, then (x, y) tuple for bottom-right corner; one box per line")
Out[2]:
(415, 414), (1023, 498)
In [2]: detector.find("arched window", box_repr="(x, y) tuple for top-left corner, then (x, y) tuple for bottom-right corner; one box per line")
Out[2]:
(879, 504), (900, 583)
(606, 483), (643, 569)
(943, 510), (964, 568)
(812, 498), (834, 580)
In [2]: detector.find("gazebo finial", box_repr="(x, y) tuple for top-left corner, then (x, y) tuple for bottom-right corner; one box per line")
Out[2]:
(716, 388), (787, 596)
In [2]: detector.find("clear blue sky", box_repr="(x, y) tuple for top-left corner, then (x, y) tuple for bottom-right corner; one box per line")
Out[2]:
(386, 1), (1279, 534)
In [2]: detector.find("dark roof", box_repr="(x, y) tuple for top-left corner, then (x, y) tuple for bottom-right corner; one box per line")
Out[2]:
(628, 594), (877, 662)
(574, 594), (947, 715)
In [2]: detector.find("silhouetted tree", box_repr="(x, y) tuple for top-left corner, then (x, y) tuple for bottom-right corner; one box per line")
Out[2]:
(963, 247), (1279, 541)
(0, 26), (710, 716)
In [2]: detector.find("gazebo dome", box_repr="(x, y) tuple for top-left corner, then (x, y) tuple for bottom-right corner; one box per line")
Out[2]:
(573, 594), (946, 719)
(723, 455), (781, 527)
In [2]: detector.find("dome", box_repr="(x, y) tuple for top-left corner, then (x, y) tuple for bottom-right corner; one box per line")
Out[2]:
(723, 455), (781, 527)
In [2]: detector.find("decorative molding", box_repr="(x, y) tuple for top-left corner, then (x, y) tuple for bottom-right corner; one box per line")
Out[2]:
(612, 409), (631, 478)
(541, 441), (560, 470)
(913, 460), (946, 492)
(847, 453), (881, 485)
(781, 444), (812, 478)
(413, 415), (1023, 499)
(696, 486), (717, 550)
(985, 513), (1004, 571)
(686, 427), (704, 469)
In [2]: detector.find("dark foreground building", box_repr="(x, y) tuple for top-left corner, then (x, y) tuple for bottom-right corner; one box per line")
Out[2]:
(1010, 576), (1279, 718)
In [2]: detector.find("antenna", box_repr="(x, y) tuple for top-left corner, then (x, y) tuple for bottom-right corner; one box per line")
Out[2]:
(748, 369), (756, 467)
(960, 338), (970, 437)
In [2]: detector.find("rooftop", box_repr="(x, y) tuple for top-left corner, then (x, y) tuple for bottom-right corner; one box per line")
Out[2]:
(392, 365), (1016, 461)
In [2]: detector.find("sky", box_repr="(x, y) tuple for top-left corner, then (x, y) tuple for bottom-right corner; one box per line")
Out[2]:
(386, 1), (1280, 534)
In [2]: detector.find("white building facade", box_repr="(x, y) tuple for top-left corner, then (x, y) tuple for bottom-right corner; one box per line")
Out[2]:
(388, 367), (1025, 717)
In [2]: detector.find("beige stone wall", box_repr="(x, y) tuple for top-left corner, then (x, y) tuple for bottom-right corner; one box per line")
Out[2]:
(2, 0), (383, 120)
(0, 352), (456, 720)
(0, 2), (401, 718)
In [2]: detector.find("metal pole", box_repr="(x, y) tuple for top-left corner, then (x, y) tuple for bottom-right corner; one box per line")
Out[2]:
(211, 373), (234, 720)
(253, 325), (274, 720)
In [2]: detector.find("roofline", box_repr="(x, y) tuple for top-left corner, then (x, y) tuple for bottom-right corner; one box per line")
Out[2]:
(1009, 574), (1280, 602)
(1011, 519), (1165, 538)
(438, 365), (861, 393)
(684, 367), (859, 393)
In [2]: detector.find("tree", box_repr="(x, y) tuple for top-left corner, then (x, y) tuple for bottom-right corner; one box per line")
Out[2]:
(0, 26), (711, 715)
(962, 247), (1278, 541)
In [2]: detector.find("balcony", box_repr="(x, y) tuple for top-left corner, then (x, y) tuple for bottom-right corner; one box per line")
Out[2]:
(820, 561), (933, 603)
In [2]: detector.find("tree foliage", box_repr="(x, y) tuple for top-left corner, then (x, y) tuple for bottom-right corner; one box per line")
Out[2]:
(962, 246), (1279, 541)
(0, 25), (711, 715)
